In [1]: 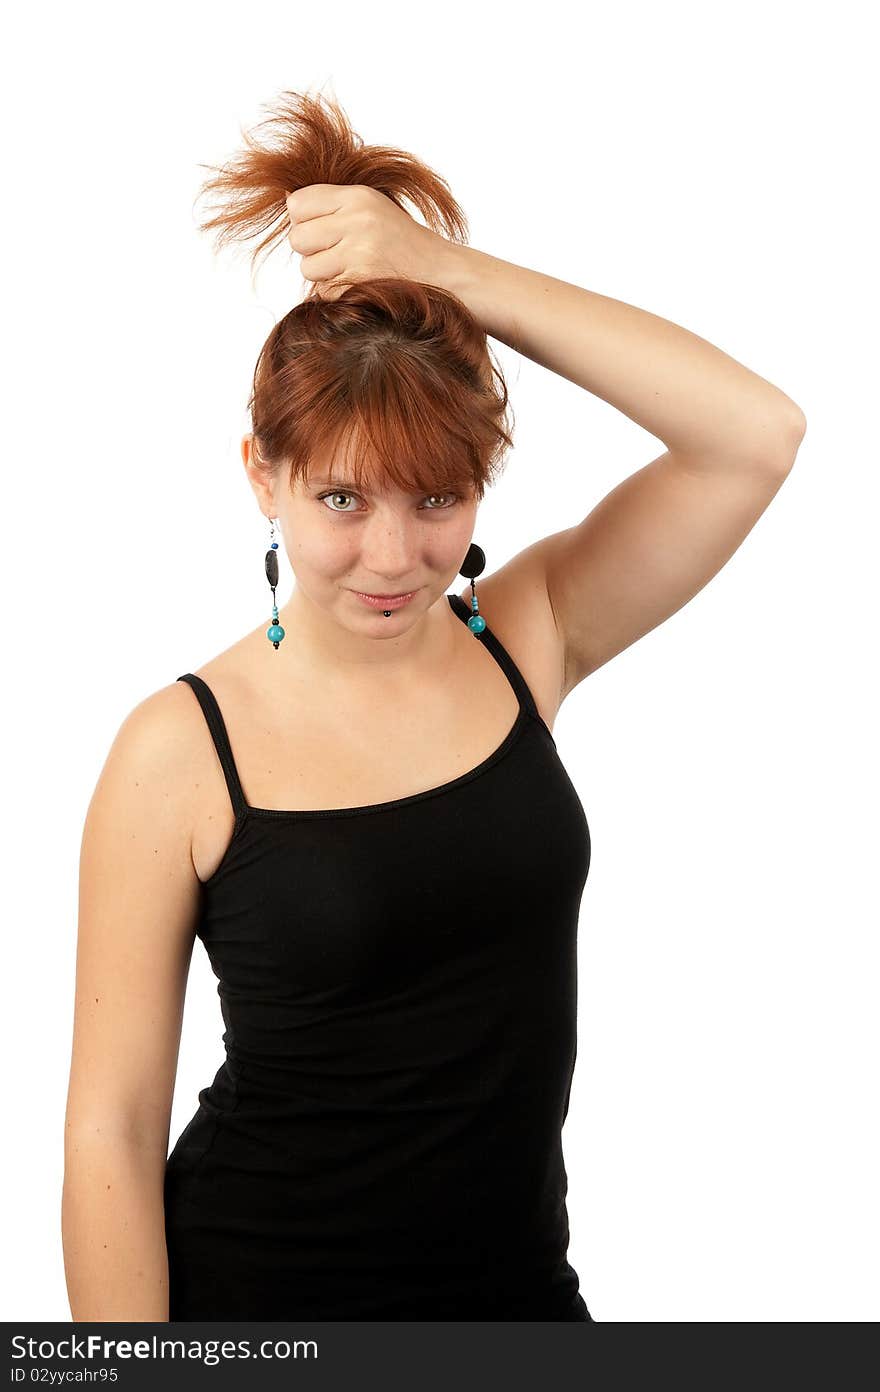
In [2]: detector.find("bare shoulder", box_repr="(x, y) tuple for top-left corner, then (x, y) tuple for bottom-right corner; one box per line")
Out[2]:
(88, 675), (229, 874)
(113, 677), (215, 795)
(458, 539), (566, 732)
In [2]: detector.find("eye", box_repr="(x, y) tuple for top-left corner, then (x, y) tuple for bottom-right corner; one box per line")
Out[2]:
(317, 490), (363, 513)
(316, 490), (460, 513)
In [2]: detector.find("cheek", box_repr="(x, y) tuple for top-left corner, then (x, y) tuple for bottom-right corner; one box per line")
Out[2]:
(291, 525), (356, 572)
(422, 514), (476, 566)
(448, 507), (479, 553)
(446, 523), (474, 560)
(419, 508), (476, 568)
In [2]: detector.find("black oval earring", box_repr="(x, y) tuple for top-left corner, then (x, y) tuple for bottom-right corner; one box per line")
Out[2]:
(459, 542), (486, 635)
(265, 517), (285, 650)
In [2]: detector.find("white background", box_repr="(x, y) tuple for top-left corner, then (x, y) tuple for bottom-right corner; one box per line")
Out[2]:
(2, 0), (876, 1324)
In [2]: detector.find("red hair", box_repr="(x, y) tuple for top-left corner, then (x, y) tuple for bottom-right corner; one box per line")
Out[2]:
(194, 87), (514, 502)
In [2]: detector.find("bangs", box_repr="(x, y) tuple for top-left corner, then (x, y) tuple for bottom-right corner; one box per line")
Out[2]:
(301, 426), (479, 499)
(291, 348), (491, 499)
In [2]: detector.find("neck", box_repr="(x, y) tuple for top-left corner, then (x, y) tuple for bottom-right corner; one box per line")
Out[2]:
(271, 583), (458, 677)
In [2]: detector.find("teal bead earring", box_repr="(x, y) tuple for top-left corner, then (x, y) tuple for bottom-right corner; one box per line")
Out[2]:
(265, 516), (285, 649)
(459, 542), (486, 635)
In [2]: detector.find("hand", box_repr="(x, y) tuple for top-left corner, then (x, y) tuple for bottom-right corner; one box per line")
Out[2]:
(285, 184), (451, 301)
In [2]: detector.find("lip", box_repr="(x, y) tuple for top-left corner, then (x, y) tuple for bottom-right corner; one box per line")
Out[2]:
(351, 589), (419, 610)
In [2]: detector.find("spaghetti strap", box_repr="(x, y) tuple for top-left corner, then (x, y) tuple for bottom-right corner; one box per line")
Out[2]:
(447, 592), (540, 722)
(176, 673), (249, 819)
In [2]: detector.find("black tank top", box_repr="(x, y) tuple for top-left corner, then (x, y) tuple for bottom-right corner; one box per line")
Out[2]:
(164, 592), (593, 1320)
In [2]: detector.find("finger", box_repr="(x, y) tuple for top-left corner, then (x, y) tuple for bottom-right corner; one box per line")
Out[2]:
(286, 184), (346, 225)
(299, 245), (346, 284)
(287, 217), (343, 257)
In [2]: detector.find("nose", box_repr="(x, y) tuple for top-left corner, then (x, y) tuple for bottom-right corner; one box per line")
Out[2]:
(358, 511), (421, 585)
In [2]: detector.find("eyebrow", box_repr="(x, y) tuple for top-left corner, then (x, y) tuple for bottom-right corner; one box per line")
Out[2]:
(310, 478), (419, 494)
(308, 477), (456, 495)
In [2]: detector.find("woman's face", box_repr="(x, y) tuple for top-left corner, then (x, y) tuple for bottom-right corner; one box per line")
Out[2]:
(244, 437), (479, 632)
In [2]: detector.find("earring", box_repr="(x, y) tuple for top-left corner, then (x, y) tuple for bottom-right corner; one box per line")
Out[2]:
(459, 542), (486, 635)
(265, 517), (285, 650)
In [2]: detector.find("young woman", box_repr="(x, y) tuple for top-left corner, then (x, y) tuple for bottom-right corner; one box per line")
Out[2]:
(61, 90), (806, 1322)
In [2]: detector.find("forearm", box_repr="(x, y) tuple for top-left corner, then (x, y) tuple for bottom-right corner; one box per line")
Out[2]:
(433, 242), (805, 466)
(62, 1134), (170, 1321)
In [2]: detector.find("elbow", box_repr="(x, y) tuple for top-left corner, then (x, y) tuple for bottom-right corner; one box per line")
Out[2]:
(787, 402), (807, 448)
(779, 401), (807, 464)
(760, 402), (806, 474)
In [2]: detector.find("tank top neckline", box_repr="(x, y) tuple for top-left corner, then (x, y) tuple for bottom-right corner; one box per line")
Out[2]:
(177, 592), (551, 828)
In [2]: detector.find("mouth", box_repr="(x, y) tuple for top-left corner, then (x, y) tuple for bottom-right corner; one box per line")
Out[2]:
(351, 589), (420, 610)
